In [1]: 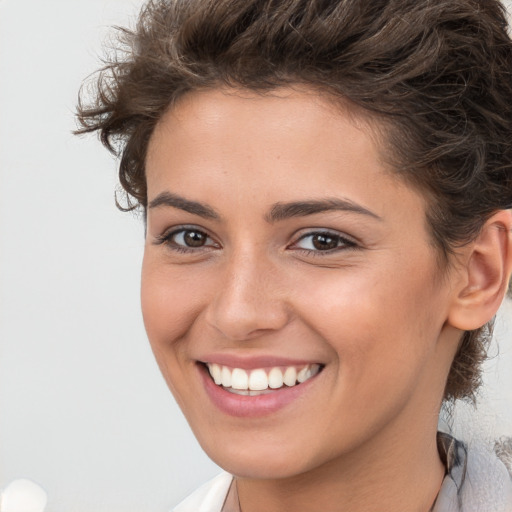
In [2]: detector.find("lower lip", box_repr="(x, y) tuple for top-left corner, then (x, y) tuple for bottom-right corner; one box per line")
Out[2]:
(199, 364), (319, 418)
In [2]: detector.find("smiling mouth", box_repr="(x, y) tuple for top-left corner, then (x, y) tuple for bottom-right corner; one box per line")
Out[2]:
(204, 363), (323, 396)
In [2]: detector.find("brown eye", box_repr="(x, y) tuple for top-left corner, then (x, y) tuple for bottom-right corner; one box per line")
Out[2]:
(311, 233), (339, 250)
(182, 230), (207, 247)
(293, 231), (357, 253)
(157, 228), (217, 251)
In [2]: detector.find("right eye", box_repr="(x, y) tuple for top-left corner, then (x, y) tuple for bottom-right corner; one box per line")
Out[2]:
(156, 227), (218, 252)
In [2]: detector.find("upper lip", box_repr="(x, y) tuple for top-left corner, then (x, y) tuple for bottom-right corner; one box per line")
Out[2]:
(197, 353), (323, 370)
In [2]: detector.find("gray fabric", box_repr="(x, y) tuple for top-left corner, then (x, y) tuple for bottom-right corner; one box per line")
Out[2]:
(433, 433), (512, 511)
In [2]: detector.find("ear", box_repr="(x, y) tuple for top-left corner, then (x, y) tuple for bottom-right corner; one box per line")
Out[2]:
(448, 210), (512, 331)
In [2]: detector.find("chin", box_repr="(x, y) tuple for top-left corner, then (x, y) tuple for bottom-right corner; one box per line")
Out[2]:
(213, 454), (306, 480)
(198, 433), (321, 480)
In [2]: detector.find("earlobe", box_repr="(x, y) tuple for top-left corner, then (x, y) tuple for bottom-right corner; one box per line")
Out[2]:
(448, 210), (512, 331)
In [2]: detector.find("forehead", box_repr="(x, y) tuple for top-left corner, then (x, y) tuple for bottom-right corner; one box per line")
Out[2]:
(148, 87), (387, 176)
(145, 86), (426, 218)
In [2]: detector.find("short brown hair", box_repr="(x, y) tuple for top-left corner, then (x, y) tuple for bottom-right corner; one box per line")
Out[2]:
(76, 0), (512, 401)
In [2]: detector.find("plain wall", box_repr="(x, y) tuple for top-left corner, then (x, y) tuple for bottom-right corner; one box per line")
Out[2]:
(0, 1), (511, 511)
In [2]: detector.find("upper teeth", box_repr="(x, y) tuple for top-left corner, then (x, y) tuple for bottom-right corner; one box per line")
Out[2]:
(206, 363), (321, 392)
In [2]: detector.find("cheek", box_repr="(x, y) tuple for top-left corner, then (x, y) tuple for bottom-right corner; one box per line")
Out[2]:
(141, 256), (204, 355)
(293, 258), (445, 376)
(140, 257), (211, 409)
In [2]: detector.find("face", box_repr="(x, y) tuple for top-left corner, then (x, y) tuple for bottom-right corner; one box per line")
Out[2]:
(142, 87), (462, 479)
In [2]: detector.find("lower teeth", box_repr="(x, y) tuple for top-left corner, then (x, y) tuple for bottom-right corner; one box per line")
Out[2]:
(224, 387), (278, 396)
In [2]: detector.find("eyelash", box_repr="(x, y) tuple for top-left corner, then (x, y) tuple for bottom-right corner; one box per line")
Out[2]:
(154, 227), (359, 255)
(155, 227), (217, 254)
(291, 231), (358, 255)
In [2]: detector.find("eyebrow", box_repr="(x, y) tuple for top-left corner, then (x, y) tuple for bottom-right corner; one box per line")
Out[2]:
(148, 191), (219, 220)
(266, 198), (382, 223)
(148, 192), (381, 222)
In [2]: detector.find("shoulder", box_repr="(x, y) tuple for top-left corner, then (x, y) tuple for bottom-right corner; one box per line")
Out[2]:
(172, 472), (233, 512)
(494, 436), (512, 476)
(434, 434), (512, 512)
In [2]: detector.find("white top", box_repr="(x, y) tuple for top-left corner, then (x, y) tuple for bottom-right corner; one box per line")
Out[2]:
(0, 480), (47, 512)
(173, 473), (233, 512)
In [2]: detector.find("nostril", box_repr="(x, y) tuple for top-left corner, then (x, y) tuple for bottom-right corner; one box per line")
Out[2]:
(205, 302), (291, 342)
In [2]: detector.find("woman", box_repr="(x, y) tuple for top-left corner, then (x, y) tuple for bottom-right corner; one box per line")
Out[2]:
(77, 0), (512, 510)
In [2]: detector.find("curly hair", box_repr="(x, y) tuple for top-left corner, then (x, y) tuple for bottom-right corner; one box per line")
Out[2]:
(76, 0), (512, 402)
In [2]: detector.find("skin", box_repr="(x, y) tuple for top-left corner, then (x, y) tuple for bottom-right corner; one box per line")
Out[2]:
(141, 87), (476, 511)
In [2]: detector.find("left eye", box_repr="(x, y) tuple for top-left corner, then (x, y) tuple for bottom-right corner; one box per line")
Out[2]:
(294, 232), (355, 251)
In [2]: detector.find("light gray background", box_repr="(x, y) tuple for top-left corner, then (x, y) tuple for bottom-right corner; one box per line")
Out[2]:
(0, 1), (511, 511)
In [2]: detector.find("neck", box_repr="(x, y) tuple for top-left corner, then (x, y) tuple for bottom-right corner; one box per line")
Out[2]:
(236, 418), (445, 512)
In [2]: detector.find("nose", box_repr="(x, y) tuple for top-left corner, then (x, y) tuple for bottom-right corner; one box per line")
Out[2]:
(204, 249), (291, 342)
